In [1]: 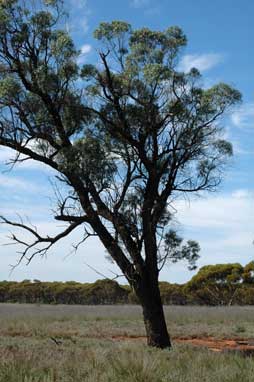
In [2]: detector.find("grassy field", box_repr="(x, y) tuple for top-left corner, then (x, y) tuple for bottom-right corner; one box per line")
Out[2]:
(0, 304), (254, 381)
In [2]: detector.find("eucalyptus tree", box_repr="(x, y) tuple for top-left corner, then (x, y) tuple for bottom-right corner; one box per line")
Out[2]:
(0, 0), (241, 348)
(186, 263), (244, 305)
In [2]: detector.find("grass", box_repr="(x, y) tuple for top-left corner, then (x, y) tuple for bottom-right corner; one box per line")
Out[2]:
(0, 304), (254, 381)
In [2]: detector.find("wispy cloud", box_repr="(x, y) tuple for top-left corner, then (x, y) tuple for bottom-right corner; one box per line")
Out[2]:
(0, 174), (39, 192)
(160, 189), (254, 282)
(130, 0), (161, 17)
(130, 0), (150, 8)
(67, 0), (91, 36)
(175, 189), (254, 230)
(70, 0), (88, 8)
(231, 103), (254, 129)
(178, 53), (224, 73)
(229, 138), (254, 155)
(144, 6), (161, 16)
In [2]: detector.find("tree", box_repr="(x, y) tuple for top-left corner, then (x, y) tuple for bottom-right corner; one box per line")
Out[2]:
(242, 261), (254, 283)
(186, 264), (244, 305)
(0, 0), (241, 348)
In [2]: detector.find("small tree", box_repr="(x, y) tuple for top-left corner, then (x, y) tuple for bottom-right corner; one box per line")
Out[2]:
(0, 0), (241, 348)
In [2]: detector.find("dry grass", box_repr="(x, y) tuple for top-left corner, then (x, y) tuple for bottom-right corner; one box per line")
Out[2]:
(0, 304), (254, 381)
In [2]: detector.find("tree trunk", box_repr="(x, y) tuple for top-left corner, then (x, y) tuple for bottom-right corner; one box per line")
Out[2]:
(135, 276), (171, 349)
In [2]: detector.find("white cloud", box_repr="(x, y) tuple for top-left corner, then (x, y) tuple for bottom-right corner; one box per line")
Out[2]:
(77, 44), (92, 65)
(80, 44), (92, 55)
(0, 233), (112, 283)
(231, 189), (252, 199)
(175, 190), (254, 230)
(178, 53), (224, 73)
(159, 189), (254, 283)
(231, 103), (254, 129)
(130, 0), (150, 8)
(0, 202), (50, 221)
(0, 174), (39, 192)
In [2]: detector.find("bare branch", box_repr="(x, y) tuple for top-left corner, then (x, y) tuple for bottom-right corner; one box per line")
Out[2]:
(84, 261), (125, 282)
(0, 215), (86, 268)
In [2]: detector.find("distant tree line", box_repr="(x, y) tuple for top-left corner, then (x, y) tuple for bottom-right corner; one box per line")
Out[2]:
(1, 262), (254, 306)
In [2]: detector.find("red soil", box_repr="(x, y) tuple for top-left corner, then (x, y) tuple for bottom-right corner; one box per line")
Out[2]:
(174, 337), (254, 354)
(110, 335), (254, 354)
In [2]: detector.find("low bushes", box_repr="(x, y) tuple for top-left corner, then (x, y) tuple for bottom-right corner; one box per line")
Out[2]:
(1, 262), (254, 305)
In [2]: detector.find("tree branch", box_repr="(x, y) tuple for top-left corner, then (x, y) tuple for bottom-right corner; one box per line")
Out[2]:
(0, 215), (85, 267)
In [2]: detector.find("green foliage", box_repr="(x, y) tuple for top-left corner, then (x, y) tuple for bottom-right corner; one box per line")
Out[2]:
(0, 0), (80, 134)
(242, 261), (254, 283)
(89, 21), (241, 214)
(185, 263), (246, 305)
(94, 21), (131, 41)
(188, 263), (244, 288)
(0, 262), (254, 306)
(0, 77), (21, 99)
(81, 64), (98, 81)
(159, 282), (187, 305)
(0, 279), (129, 305)
(163, 232), (200, 271)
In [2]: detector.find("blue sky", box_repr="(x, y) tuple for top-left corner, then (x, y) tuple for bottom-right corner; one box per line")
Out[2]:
(0, 0), (253, 283)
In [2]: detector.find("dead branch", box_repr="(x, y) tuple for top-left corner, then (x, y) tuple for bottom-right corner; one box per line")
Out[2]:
(0, 215), (89, 268)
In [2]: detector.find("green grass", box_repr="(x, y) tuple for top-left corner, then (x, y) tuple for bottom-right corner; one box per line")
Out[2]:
(0, 304), (254, 381)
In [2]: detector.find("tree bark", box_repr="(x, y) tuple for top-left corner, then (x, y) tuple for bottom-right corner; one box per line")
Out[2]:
(134, 275), (171, 349)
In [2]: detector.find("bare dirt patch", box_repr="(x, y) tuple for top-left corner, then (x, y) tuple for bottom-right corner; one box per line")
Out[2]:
(174, 337), (254, 355)
(110, 335), (254, 355)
